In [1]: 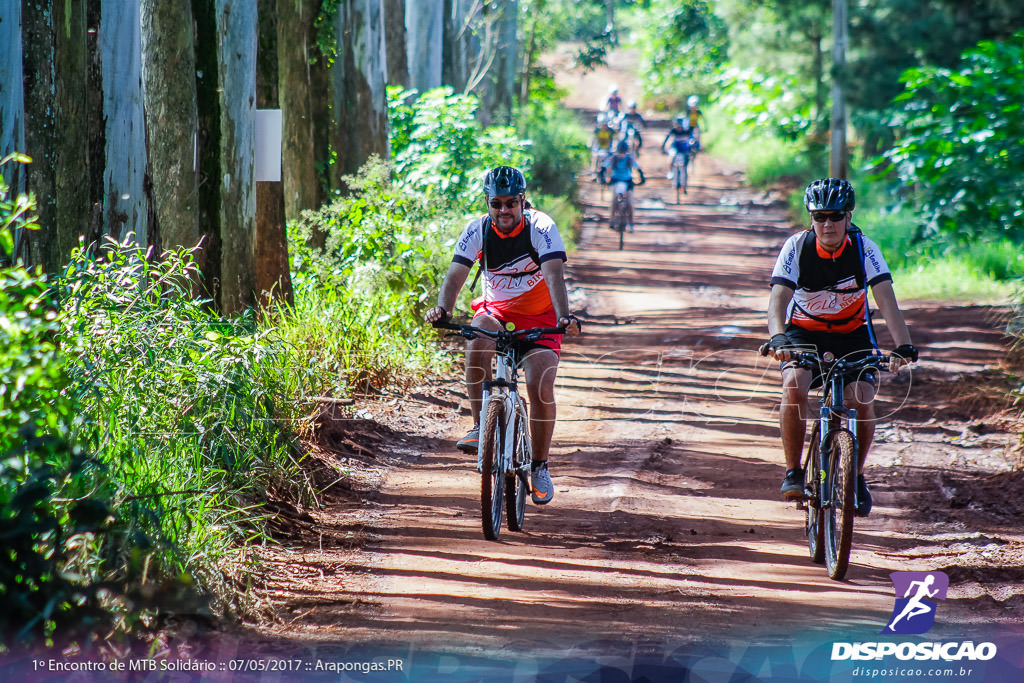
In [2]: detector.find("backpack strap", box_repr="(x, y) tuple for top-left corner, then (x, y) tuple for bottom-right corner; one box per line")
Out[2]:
(848, 223), (881, 350)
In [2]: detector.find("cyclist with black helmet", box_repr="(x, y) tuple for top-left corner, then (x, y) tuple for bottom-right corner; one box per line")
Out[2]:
(661, 115), (696, 181)
(619, 101), (647, 157)
(600, 140), (645, 233)
(425, 166), (581, 506)
(764, 177), (918, 516)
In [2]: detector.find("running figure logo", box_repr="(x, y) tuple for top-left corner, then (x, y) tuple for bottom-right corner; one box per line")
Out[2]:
(882, 571), (949, 635)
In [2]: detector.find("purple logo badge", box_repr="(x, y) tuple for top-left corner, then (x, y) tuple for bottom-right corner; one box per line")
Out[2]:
(881, 571), (949, 635)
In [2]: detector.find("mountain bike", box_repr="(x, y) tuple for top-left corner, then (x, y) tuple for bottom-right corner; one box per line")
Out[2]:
(671, 149), (690, 204)
(607, 177), (643, 250)
(609, 182), (630, 250)
(434, 320), (567, 540)
(759, 345), (891, 580)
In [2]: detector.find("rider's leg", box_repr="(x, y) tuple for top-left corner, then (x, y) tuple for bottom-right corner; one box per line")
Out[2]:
(780, 366), (813, 471)
(523, 348), (560, 462)
(464, 313), (502, 423)
(846, 380), (877, 474)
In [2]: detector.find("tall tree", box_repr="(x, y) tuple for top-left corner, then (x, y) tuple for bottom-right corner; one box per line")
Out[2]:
(21, 0), (58, 271)
(257, 0), (293, 306)
(140, 0), (201, 257)
(406, 0), (443, 93)
(385, 0), (410, 86)
(100, 0), (148, 242)
(193, 0), (222, 294)
(277, 0), (323, 221)
(54, 0), (90, 261)
(443, 0), (470, 91)
(332, 0), (389, 185)
(216, 0), (258, 313)
(0, 2), (25, 191)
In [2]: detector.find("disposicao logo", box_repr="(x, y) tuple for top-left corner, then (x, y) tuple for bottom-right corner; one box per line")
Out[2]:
(831, 570), (997, 663)
(882, 570), (948, 635)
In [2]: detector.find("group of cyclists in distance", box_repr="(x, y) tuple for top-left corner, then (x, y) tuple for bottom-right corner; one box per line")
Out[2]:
(425, 92), (918, 538)
(590, 85), (708, 232)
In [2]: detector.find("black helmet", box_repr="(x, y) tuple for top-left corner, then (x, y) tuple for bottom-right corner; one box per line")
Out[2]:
(616, 140), (629, 153)
(483, 166), (526, 197)
(803, 177), (855, 212)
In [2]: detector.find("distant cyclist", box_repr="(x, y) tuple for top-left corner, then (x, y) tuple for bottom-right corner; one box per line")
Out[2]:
(661, 115), (695, 182)
(603, 84), (623, 117)
(424, 166), (581, 506)
(589, 112), (617, 176)
(619, 101), (646, 157)
(684, 95), (707, 153)
(765, 178), (918, 516)
(600, 140), (645, 233)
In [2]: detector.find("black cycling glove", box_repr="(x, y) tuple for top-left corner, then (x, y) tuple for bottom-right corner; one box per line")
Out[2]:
(768, 333), (794, 352)
(893, 344), (919, 363)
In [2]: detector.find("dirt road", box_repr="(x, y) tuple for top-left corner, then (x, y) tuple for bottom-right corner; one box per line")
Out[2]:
(241, 77), (1022, 669)
(235, 52), (1023, 674)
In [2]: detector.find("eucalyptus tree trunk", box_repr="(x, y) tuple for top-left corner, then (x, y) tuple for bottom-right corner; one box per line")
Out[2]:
(141, 0), (200, 256)
(0, 2), (27, 264)
(216, 0), (258, 314)
(492, 0), (518, 125)
(331, 0), (389, 186)
(21, 0), (58, 271)
(277, 0), (322, 221)
(257, 0), (293, 307)
(405, 0), (442, 94)
(384, 0), (409, 87)
(54, 0), (90, 261)
(442, 0), (469, 92)
(192, 0), (222, 294)
(101, 0), (148, 243)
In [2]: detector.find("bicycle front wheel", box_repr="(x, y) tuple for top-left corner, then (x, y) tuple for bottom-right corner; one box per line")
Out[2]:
(803, 422), (824, 564)
(505, 403), (530, 532)
(824, 429), (856, 579)
(479, 398), (506, 540)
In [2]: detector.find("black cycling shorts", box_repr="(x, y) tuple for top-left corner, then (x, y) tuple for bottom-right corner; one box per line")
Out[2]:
(782, 324), (879, 389)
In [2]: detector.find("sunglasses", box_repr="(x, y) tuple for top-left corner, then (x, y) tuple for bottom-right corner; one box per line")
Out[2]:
(811, 211), (846, 223)
(488, 198), (520, 210)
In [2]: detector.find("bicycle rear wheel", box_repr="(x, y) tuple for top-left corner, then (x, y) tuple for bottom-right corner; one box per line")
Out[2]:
(479, 399), (505, 540)
(505, 404), (529, 532)
(803, 422), (824, 564)
(824, 429), (856, 579)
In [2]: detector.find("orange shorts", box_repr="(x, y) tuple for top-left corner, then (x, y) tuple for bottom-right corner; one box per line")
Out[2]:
(471, 299), (562, 355)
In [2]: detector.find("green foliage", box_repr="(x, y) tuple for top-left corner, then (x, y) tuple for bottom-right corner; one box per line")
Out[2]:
(639, 0), (728, 99)
(879, 32), (1024, 242)
(388, 86), (532, 209)
(286, 158), (455, 391)
(516, 100), (590, 201)
(0, 167), (120, 647)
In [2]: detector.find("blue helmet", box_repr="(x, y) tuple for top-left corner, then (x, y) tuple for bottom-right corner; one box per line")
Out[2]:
(483, 166), (526, 197)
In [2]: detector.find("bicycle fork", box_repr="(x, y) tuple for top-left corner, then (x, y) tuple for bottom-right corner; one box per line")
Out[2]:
(817, 405), (861, 511)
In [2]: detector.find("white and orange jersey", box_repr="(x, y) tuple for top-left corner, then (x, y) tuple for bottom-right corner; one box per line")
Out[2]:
(452, 210), (567, 317)
(770, 230), (892, 334)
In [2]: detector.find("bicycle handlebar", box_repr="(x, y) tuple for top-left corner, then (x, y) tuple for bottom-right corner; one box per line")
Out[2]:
(432, 319), (568, 343)
(757, 343), (892, 373)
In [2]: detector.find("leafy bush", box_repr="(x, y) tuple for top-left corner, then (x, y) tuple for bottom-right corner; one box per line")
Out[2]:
(1, 157), (118, 647)
(516, 100), (589, 202)
(880, 32), (1024, 242)
(388, 86), (532, 209)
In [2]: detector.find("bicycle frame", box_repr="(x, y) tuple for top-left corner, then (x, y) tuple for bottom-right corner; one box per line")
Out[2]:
(434, 320), (566, 539)
(812, 361), (860, 513)
(479, 346), (530, 488)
